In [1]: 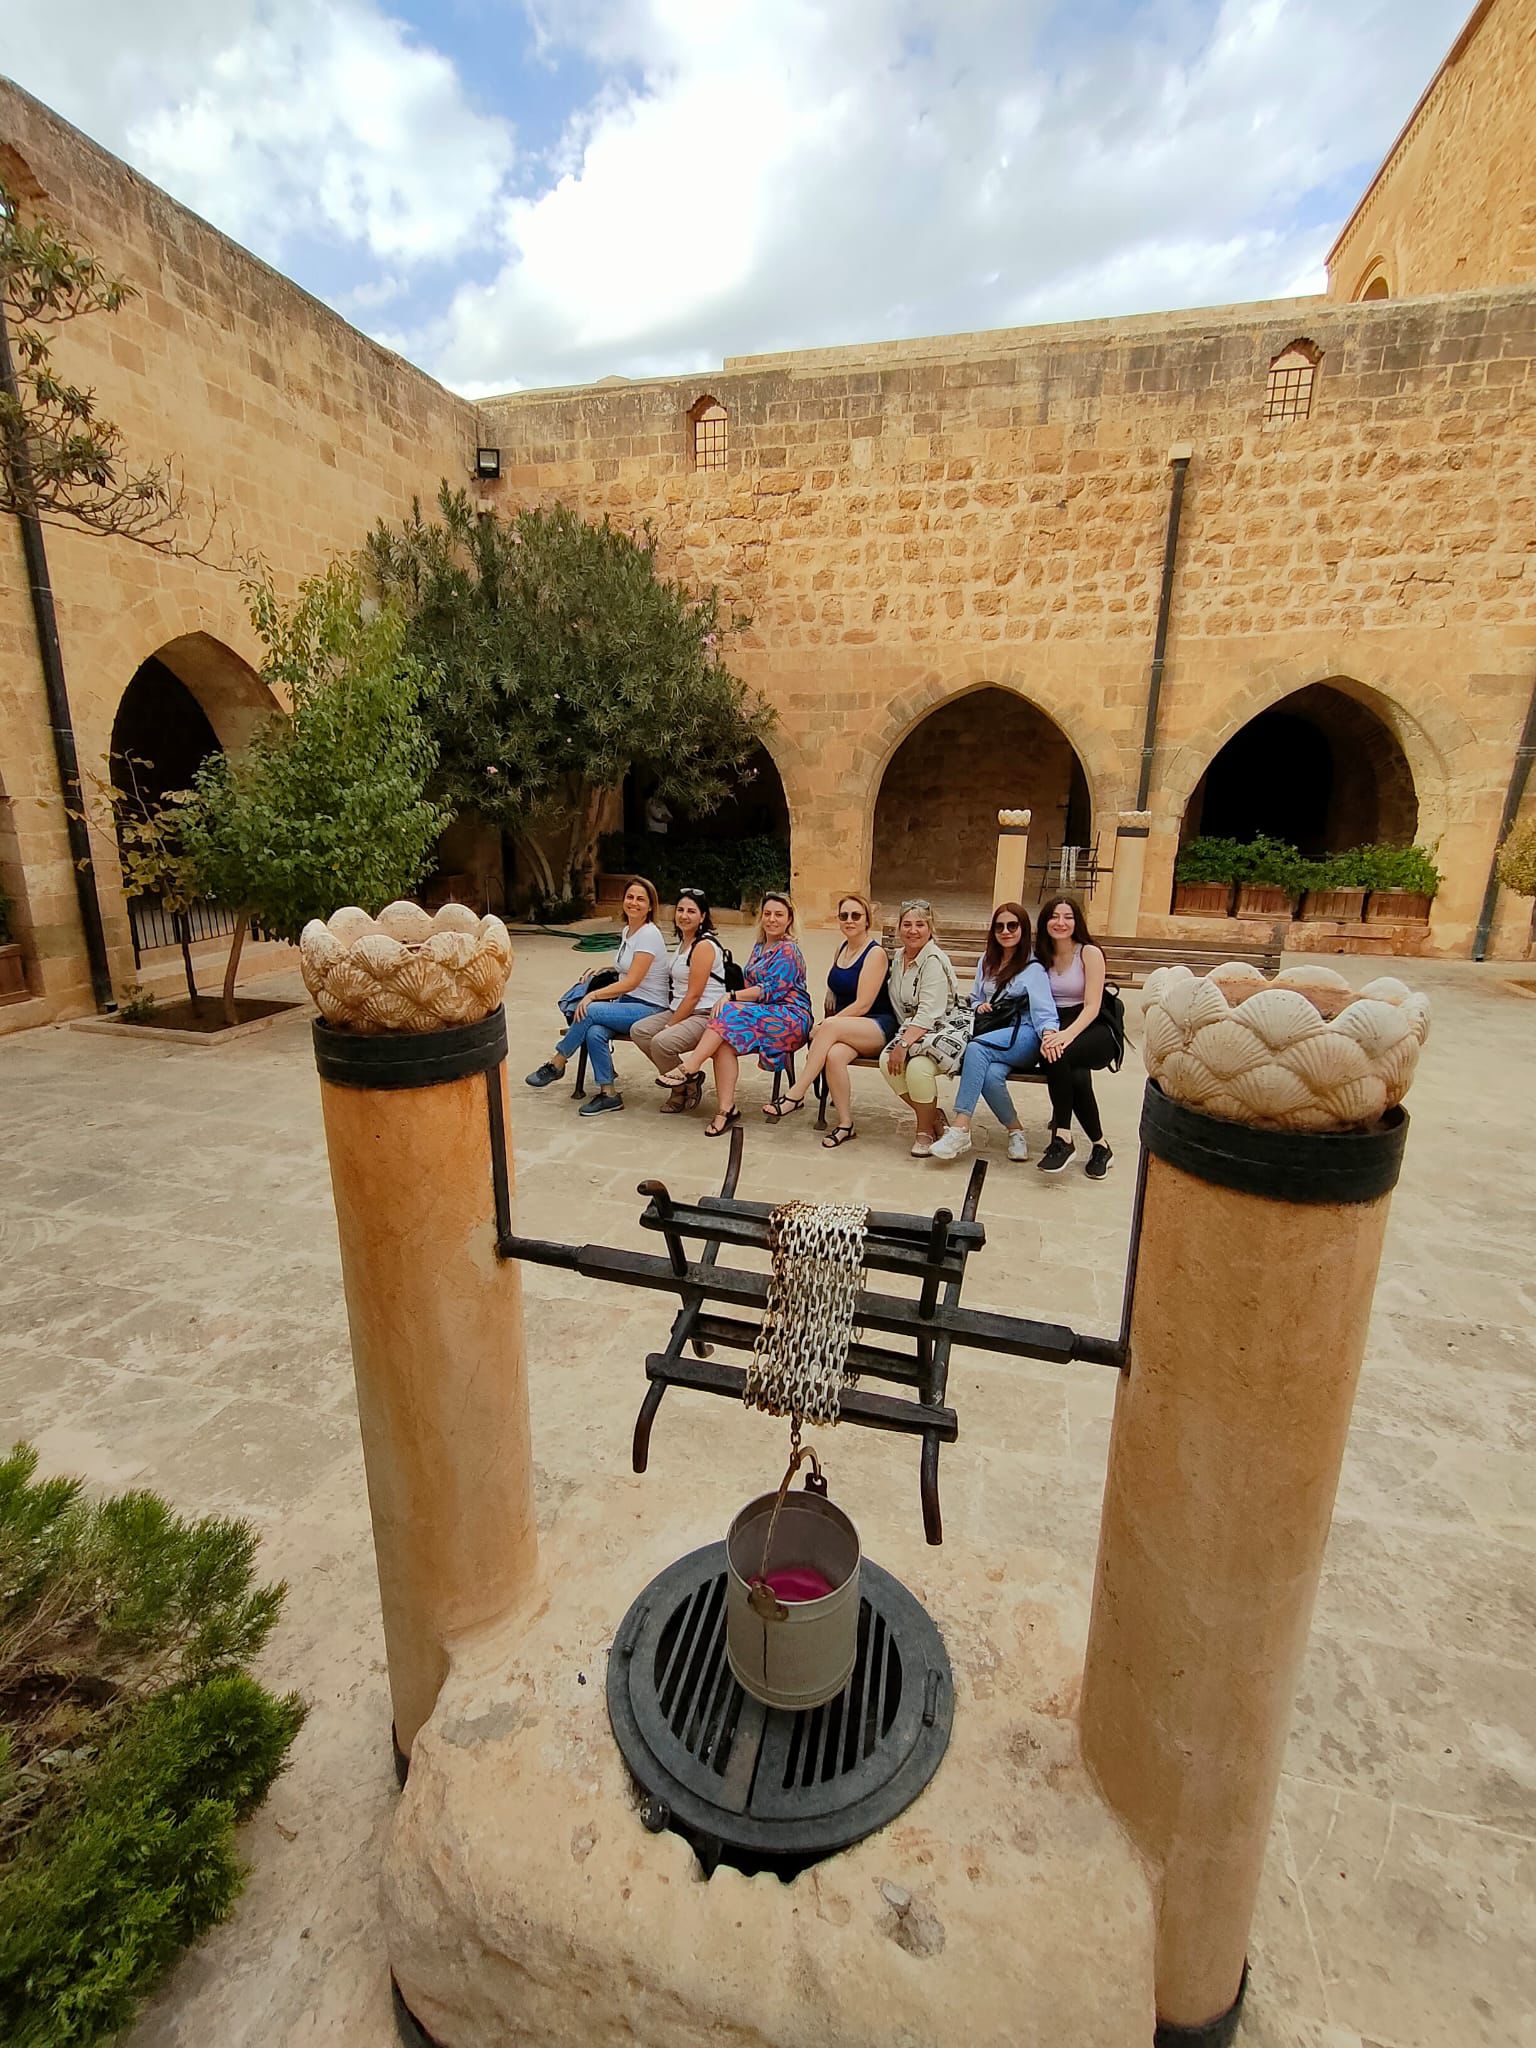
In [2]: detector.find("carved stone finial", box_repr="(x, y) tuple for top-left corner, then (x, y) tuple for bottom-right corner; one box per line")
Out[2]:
(1141, 963), (1430, 1131)
(997, 808), (1032, 829)
(1117, 809), (1153, 829)
(300, 902), (513, 1033)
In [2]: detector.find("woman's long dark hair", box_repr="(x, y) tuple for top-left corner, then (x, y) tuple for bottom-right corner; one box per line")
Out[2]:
(1034, 895), (1095, 966)
(981, 902), (1031, 986)
(673, 887), (718, 943)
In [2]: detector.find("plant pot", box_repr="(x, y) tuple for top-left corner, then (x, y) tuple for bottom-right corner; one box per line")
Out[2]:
(0, 942), (27, 1001)
(725, 1479), (861, 1710)
(1234, 884), (1295, 918)
(1364, 890), (1432, 924)
(1300, 888), (1367, 922)
(1172, 882), (1233, 917)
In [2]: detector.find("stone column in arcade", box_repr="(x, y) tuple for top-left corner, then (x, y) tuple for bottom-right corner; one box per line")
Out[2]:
(991, 808), (1031, 907)
(1080, 962), (1430, 2044)
(302, 902), (536, 1766)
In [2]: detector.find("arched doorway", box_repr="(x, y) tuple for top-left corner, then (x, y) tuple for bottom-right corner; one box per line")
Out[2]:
(611, 742), (792, 908)
(0, 765), (38, 1002)
(1181, 681), (1418, 858)
(108, 635), (272, 969)
(871, 688), (1090, 917)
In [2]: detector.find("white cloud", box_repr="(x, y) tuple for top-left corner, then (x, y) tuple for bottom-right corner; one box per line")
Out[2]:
(0, 0), (1471, 392)
(0, 0), (515, 267)
(421, 0), (1468, 392)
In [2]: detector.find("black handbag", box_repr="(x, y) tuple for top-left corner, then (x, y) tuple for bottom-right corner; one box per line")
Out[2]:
(1100, 982), (1127, 1071)
(972, 995), (1028, 1041)
(586, 966), (621, 993)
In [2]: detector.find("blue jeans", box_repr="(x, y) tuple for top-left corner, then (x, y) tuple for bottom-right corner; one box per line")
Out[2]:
(953, 1023), (1043, 1127)
(555, 995), (664, 1088)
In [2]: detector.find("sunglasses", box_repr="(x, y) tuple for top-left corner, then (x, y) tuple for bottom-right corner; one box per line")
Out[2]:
(993, 918), (1021, 931)
(837, 908), (866, 920)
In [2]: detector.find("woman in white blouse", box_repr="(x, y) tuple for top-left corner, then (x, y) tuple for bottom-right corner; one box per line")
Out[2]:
(630, 888), (728, 1112)
(524, 877), (669, 1117)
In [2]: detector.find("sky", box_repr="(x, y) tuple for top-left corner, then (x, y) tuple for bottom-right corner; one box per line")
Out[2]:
(0, 0), (1471, 397)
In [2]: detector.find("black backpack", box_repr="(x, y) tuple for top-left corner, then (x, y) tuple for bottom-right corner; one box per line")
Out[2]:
(691, 933), (745, 995)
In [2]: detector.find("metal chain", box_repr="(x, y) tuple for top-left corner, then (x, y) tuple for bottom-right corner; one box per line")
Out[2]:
(744, 1199), (870, 1426)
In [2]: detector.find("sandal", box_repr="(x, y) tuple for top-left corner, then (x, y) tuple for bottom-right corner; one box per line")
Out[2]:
(659, 1087), (687, 1114)
(822, 1124), (857, 1148)
(762, 1096), (805, 1123)
(655, 1066), (692, 1089)
(685, 1073), (705, 1111)
(705, 1108), (741, 1137)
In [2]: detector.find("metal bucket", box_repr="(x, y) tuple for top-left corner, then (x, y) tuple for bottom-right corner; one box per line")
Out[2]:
(725, 1478), (862, 1711)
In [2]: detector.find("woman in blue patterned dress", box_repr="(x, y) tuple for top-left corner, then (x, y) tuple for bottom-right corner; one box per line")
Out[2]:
(656, 892), (812, 1136)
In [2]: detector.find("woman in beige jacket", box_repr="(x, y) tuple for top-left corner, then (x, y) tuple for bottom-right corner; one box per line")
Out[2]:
(879, 900), (958, 1157)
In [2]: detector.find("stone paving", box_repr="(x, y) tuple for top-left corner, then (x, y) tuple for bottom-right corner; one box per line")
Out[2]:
(1, 933), (1533, 2048)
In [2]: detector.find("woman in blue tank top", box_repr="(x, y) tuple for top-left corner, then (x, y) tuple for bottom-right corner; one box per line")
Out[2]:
(766, 892), (897, 1146)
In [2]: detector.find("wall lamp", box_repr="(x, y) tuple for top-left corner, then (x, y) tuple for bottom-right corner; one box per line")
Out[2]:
(475, 446), (502, 480)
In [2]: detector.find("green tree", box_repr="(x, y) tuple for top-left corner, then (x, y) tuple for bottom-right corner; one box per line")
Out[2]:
(176, 565), (448, 1021)
(0, 178), (203, 552)
(365, 487), (773, 907)
(1496, 814), (1536, 945)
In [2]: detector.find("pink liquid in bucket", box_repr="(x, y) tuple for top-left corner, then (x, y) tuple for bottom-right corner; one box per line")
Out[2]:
(761, 1565), (836, 1604)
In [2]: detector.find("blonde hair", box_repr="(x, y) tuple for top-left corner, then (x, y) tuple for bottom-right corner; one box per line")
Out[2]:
(897, 897), (938, 943)
(756, 890), (798, 943)
(835, 890), (875, 932)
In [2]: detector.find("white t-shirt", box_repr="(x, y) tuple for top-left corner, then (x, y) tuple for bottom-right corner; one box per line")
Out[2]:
(668, 935), (727, 1010)
(615, 919), (671, 1008)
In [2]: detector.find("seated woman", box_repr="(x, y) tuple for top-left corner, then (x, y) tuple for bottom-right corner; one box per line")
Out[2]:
(630, 888), (727, 1112)
(1037, 895), (1118, 1180)
(524, 878), (669, 1117)
(766, 891), (896, 1146)
(878, 900), (960, 1158)
(929, 903), (1058, 1161)
(657, 891), (812, 1136)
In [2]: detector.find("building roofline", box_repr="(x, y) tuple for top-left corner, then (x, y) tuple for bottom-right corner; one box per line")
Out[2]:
(1326, 0), (1497, 270)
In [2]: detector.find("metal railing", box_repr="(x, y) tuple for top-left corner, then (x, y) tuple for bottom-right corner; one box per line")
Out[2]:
(128, 895), (251, 966)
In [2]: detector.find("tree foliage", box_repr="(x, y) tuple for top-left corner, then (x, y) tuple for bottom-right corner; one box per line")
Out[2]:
(175, 565), (447, 1014)
(1496, 814), (1536, 899)
(0, 1443), (304, 2047)
(0, 178), (204, 552)
(365, 487), (773, 904)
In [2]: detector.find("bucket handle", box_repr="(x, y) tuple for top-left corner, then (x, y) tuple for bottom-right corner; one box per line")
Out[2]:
(747, 1440), (826, 1621)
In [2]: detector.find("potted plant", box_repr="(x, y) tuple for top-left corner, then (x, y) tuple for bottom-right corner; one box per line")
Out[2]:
(1299, 852), (1367, 923)
(0, 883), (26, 1000)
(1172, 838), (1239, 916)
(1360, 843), (1441, 922)
(1232, 835), (1306, 918)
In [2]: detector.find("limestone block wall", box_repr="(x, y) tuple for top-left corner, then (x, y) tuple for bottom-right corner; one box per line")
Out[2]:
(0, 82), (477, 1024)
(479, 289), (1536, 954)
(1326, 0), (1536, 302)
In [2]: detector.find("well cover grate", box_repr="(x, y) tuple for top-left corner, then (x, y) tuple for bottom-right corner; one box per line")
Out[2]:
(607, 1542), (952, 1877)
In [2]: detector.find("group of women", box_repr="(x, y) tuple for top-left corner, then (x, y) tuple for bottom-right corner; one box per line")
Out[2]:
(524, 878), (1117, 1177)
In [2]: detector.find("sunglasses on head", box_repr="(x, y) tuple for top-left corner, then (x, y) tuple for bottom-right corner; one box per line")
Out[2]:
(899, 899), (932, 915)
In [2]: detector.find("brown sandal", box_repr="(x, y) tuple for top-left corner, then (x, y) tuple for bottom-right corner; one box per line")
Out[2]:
(659, 1087), (687, 1114)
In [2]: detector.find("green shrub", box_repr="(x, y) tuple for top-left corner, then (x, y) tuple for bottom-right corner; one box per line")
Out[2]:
(1496, 816), (1536, 899)
(0, 1445), (304, 2047)
(1323, 843), (1442, 895)
(598, 832), (790, 910)
(1173, 837), (1245, 885)
(1227, 835), (1313, 895)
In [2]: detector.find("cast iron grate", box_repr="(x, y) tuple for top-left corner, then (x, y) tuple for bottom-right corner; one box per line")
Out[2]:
(607, 1542), (952, 1877)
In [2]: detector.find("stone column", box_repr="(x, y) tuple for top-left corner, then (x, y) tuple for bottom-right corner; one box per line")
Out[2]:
(303, 904), (537, 1762)
(1081, 964), (1428, 2042)
(1105, 809), (1152, 935)
(991, 809), (1031, 907)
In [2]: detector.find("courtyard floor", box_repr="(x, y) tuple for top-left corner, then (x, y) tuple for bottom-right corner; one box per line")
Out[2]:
(1, 932), (1533, 2048)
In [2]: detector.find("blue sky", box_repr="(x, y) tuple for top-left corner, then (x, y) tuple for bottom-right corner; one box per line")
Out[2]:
(0, 0), (1470, 395)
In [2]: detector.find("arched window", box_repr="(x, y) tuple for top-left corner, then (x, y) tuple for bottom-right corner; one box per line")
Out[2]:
(1355, 261), (1391, 301)
(1264, 340), (1320, 424)
(688, 395), (728, 471)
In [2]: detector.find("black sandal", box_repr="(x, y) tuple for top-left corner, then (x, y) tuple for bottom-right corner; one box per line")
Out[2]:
(684, 1073), (705, 1111)
(762, 1096), (804, 1123)
(822, 1124), (857, 1148)
(705, 1108), (741, 1137)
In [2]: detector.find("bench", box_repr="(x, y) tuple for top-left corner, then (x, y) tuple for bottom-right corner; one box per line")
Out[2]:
(573, 1035), (795, 1106)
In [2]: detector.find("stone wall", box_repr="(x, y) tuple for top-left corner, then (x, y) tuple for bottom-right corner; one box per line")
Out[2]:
(1326, 0), (1536, 301)
(480, 289), (1536, 955)
(0, 82), (476, 1026)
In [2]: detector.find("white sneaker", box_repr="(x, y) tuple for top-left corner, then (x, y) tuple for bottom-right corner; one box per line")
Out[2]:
(1007, 1130), (1029, 1162)
(928, 1125), (973, 1161)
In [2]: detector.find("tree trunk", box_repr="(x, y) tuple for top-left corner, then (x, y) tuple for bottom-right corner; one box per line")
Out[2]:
(173, 908), (200, 1008)
(221, 913), (248, 1027)
(568, 783), (607, 911)
(515, 831), (557, 908)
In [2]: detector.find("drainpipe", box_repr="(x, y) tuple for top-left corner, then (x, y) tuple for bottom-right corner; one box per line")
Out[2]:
(0, 305), (115, 1010)
(1471, 669), (1536, 961)
(1135, 444), (1193, 811)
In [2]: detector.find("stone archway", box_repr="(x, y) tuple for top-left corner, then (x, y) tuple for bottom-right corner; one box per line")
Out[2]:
(871, 686), (1092, 917)
(0, 763), (39, 1001)
(1178, 680), (1420, 860)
